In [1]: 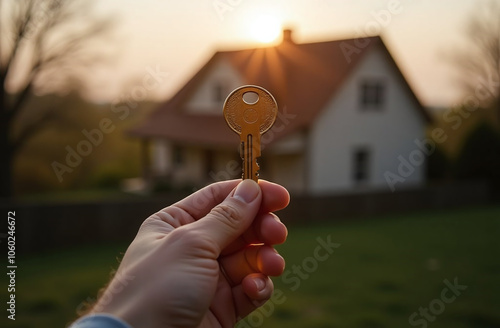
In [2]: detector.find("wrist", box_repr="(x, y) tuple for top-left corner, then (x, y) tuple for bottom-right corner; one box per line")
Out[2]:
(71, 313), (133, 328)
(90, 278), (146, 328)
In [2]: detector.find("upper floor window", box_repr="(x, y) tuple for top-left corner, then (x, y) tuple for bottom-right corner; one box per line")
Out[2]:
(360, 79), (386, 109)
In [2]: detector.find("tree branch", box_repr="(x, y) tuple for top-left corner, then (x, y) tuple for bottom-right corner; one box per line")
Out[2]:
(38, 18), (113, 69)
(12, 106), (60, 154)
(3, 0), (36, 81)
(452, 0), (500, 106)
(4, 0), (114, 131)
(6, 80), (33, 124)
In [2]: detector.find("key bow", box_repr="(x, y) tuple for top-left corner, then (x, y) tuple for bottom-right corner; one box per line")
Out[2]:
(223, 85), (278, 182)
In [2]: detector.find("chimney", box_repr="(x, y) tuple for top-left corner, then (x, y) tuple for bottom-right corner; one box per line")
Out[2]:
(282, 28), (294, 44)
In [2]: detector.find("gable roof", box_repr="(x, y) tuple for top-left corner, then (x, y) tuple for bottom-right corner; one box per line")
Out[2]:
(129, 34), (431, 147)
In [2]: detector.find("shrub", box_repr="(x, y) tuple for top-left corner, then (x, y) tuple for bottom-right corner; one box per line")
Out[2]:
(427, 145), (451, 181)
(454, 122), (500, 186)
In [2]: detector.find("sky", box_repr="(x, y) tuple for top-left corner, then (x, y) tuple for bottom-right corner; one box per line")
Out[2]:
(88, 0), (487, 107)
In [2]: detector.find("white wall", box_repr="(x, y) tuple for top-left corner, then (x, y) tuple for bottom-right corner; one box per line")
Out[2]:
(209, 150), (241, 182)
(267, 131), (307, 193)
(309, 46), (426, 195)
(152, 56), (245, 186)
(268, 153), (305, 193)
(185, 57), (244, 114)
(152, 139), (242, 186)
(152, 139), (171, 176)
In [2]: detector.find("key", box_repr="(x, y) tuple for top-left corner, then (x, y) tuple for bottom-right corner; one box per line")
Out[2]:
(223, 85), (278, 182)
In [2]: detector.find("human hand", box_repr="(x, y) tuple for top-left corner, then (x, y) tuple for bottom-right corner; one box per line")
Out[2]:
(91, 179), (289, 328)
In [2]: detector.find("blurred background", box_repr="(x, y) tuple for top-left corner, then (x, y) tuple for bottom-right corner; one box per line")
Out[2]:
(1, 0), (499, 327)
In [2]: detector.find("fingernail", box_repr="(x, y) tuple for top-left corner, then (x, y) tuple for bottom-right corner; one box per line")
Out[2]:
(254, 277), (266, 292)
(234, 180), (260, 203)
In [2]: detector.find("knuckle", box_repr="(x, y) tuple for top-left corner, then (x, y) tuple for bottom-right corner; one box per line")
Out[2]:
(165, 227), (218, 258)
(209, 203), (242, 230)
(167, 226), (199, 244)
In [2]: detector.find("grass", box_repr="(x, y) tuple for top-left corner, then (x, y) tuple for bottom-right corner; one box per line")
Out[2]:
(3, 243), (129, 328)
(3, 206), (500, 328)
(261, 206), (500, 328)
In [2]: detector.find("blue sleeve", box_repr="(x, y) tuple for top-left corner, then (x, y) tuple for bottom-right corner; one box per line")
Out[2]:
(69, 314), (133, 328)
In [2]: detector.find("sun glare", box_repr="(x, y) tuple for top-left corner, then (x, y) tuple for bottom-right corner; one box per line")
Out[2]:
(250, 14), (282, 44)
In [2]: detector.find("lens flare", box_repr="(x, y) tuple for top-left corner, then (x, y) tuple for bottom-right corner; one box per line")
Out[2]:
(250, 14), (282, 44)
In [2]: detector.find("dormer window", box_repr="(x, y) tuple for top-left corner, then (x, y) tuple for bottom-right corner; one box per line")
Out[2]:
(360, 79), (385, 109)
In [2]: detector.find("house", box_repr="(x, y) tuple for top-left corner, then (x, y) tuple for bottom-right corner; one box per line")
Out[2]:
(129, 29), (431, 195)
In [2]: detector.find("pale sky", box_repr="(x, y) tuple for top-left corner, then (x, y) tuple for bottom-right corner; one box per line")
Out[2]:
(89, 0), (485, 107)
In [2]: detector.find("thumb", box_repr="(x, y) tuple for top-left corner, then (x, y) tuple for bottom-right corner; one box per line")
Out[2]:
(191, 179), (261, 254)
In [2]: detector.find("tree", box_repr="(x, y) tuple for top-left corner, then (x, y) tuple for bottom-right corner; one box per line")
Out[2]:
(455, 122), (500, 187)
(0, 0), (113, 198)
(453, 0), (500, 125)
(427, 145), (451, 182)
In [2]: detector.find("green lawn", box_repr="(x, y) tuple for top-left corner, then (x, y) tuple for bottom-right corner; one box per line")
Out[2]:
(3, 206), (500, 328)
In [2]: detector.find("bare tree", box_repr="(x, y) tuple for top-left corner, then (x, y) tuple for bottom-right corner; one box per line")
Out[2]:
(453, 0), (500, 122)
(0, 0), (113, 198)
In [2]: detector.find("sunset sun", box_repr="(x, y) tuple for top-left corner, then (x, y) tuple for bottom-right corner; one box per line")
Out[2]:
(250, 14), (282, 43)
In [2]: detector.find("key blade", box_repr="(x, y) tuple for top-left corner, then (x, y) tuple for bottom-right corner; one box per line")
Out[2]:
(243, 134), (259, 182)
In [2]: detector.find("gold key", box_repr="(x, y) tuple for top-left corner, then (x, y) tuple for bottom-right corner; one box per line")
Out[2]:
(223, 85), (278, 182)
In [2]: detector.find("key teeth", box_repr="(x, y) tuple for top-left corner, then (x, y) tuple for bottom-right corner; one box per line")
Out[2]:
(240, 159), (261, 181)
(254, 159), (260, 180)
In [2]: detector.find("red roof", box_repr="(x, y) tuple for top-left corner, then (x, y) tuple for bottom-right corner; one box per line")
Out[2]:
(129, 35), (430, 148)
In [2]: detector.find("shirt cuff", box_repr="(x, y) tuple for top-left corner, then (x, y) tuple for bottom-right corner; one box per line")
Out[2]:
(69, 314), (133, 328)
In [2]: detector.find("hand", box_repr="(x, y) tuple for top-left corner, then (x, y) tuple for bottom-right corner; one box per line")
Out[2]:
(92, 179), (289, 328)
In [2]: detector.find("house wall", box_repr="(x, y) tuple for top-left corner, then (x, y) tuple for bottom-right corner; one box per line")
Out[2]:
(152, 139), (172, 176)
(309, 46), (426, 195)
(267, 153), (305, 193)
(209, 150), (241, 182)
(152, 139), (240, 187)
(152, 57), (246, 186)
(151, 46), (426, 194)
(267, 131), (307, 193)
(185, 58), (245, 114)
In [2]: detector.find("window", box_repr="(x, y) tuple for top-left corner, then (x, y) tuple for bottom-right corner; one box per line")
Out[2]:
(353, 148), (370, 183)
(213, 82), (225, 104)
(360, 80), (385, 109)
(173, 145), (184, 166)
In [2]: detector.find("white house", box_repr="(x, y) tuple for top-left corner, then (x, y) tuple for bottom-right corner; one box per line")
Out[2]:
(130, 30), (431, 195)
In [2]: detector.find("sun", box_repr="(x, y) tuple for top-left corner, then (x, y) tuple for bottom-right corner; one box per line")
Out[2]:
(250, 14), (282, 44)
